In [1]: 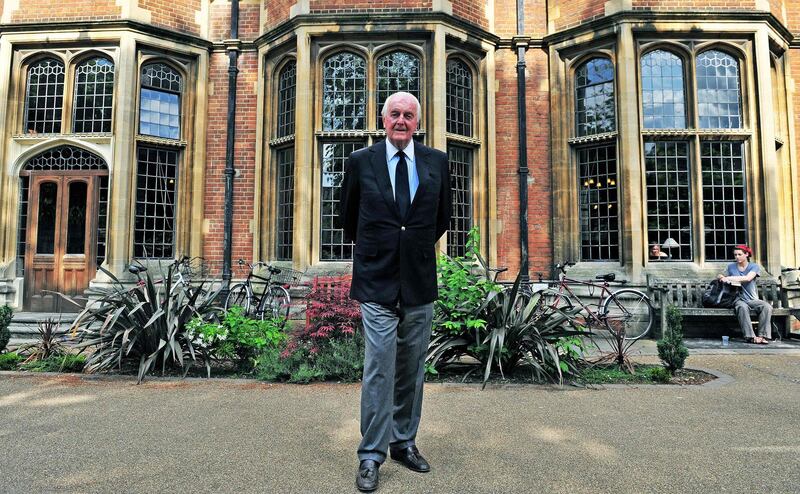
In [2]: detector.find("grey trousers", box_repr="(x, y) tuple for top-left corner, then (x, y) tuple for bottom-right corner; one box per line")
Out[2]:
(357, 301), (433, 463)
(733, 299), (773, 339)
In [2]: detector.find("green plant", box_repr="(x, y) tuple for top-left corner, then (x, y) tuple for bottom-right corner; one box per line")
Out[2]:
(0, 305), (13, 353)
(20, 354), (86, 373)
(433, 227), (500, 337)
(657, 305), (689, 374)
(428, 267), (583, 386)
(186, 305), (287, 371)
(68, 264), (224, 383)
(0, 351), (22, 370)
(311, 330), (365, 382)
(646, 366), (672, 383)
(17, 318), (68, 364)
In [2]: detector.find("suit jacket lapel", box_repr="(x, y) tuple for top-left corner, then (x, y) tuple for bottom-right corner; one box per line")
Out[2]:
(368, 141), (399, 217)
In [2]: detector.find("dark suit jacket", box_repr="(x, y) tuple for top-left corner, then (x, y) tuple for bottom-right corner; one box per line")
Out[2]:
(339, 140), (451, 306)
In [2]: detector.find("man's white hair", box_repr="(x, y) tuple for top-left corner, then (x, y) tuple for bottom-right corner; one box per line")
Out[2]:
(381, 91), (421, 118)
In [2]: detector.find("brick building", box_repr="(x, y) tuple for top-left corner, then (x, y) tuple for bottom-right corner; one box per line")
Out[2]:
(0, 0), (799, 311)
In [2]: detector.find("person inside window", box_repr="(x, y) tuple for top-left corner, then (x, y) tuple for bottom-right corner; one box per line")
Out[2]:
(717, 244), (772, 344)
(650, 243), (669, 259)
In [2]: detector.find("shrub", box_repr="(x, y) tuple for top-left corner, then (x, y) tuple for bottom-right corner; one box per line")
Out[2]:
(0, 351), (22, 370)
(18, 318), (68, 364)
(254, 276), (364, 383)
(69, 264), (224, 383)
(429, 266), (583, 385)
(657, 305), (689, 374)
(20, 354), (86, 373)
(187, 305), (287, 372)
(0, 305), (13, 353)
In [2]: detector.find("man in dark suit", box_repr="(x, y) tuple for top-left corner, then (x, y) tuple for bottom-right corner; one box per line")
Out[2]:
(339, 91), (451, 492)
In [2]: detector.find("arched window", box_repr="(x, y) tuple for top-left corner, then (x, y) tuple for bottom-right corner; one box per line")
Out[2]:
(275, 60), (297, 261)
(376, 51), (421, 129)
(575, 58), (615, 137)
(575, 57), (619, 261)
(73, 57), (115, 133)
(322, 52), (366, 131)
(446, 59), (473, 137)
(24, 58), (65, 134)
(641, 50), (686, 129)
(696, 50), (741, 129)
(139, 62), (182, 139)
(276, 61), (296, 139)
(446, 58), (475, 257)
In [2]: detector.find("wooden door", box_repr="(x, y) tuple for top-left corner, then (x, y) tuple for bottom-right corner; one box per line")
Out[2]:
(24, 175), (97, 312)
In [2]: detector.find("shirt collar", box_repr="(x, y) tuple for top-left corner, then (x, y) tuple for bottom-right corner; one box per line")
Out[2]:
(385, 138), (415, 162)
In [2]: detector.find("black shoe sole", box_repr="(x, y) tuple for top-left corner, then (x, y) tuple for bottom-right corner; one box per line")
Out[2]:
(390, 457), (430, 473)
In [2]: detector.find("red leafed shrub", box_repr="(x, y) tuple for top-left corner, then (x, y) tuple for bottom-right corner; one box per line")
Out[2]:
(282, 276), (362, 357)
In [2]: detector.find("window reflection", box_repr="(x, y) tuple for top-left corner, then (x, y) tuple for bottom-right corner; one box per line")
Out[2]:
(322, 53), (366, 131)
(641, 50), (686, 129)
(697, 50), (741, 129)
(575, 58), (616, 137)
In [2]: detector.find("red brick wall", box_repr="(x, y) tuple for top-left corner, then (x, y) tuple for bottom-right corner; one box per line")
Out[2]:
(493, 49), (552, 278)
(632, 0), (755, 10)
(139, 0), (202, 36)
(451, 0), (488, 29)
(7, 0), (121, 22)
(552, 0), (606, 31)
(203, 50), (259, 264)
(308, 0), (432, 13)
(264, 0), (295, 30)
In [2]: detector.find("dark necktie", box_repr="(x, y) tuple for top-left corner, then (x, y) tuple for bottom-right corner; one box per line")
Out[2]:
(395, 151), (410, 218)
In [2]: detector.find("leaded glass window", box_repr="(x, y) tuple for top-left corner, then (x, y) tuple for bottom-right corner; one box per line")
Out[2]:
(578, 144), (619, 261)
(97, 176), (109, 267)
(702, 142), (746, 260)
(277, 61), (296, 138)
(447, 145), (473, 257)
(139, 63), (182, 139)
(641, 50), (686, 129)
(275, 147), (295, 261)
(697, 50), (741, 129)
(24, 58), (65, 134)
(320, 141), (361, 261)
(377, 51), (421, 130)
(322, 53), (366, 131)
(134, 146), (178, 258)
(575, 58), (615, 137)
(644, 141), (692, 260)
(17, 177), (29, 277)
(446, 59), (473, 136)
(73, 57), (115, 133)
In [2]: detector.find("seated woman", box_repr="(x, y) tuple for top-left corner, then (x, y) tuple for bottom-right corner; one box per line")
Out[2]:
(650, 244), (669, 260)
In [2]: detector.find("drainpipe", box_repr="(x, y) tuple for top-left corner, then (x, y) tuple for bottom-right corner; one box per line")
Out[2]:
(514, 1), (530, 281)
(222, 0), (240, 293)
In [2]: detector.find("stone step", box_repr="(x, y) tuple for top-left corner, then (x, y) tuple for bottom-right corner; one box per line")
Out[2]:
(6, 312), (79, 347)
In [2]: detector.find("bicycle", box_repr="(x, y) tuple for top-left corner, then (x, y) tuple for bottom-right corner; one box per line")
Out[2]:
(541, 262), (654, 341)
(224, 259), (301, 321)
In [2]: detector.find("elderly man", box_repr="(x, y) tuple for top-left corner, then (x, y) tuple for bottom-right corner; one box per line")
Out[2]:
(339, 92), (452, 492)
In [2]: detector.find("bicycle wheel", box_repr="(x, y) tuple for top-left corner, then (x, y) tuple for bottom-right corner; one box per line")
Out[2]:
(601, 289), (653, 340)
(225, 283), (252, 316)
(263, 285), (291, 321)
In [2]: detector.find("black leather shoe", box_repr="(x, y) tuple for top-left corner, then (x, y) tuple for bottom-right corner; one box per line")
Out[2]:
(356, 460), (380, 492)
(390, 446), (431, 473)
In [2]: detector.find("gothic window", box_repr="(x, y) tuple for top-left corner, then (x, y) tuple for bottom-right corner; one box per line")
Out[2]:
(446, 58), (475, 257)
(275, 61), (297, 261)
(73, 57), (115, 133)
(139, 62), (182, 139)
(377, 51), (421, 129)
(642, 47), (746, 261)
(24, 58), (65, 134)
(446, 59), (473, 137)
(322, 52), (366, 131)
(575, 57), (619, 261)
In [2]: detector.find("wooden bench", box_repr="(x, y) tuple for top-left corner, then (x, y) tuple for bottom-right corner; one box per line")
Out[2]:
(646, 277), (798, 339)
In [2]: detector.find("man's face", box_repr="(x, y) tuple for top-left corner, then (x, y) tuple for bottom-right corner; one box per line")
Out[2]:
(382, 95), (419, 150)
(733, 249), (748, 262)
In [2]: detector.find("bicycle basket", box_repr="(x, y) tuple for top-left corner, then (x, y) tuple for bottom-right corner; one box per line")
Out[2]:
(271, 267), (304, 286)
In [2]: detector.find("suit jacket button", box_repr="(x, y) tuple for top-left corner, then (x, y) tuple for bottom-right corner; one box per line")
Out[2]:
(401, 226), (406, 231)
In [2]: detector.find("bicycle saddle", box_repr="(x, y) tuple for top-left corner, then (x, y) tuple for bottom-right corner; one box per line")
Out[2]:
(595, 273), (615, 282)
(128, 265), (148, 275)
